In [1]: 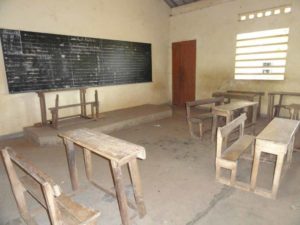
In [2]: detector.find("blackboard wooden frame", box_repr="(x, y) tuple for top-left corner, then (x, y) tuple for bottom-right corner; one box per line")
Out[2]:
(0, 29), (152, 93)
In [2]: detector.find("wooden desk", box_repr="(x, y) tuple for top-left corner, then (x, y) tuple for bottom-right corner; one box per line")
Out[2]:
(250, 118), (300, 199)
(212, 91), (263, 117)
(59, 129), (146, 225)
(267, 91), (300, 120)
(286, 104), (300, 120)
(211, 101), (258, 141)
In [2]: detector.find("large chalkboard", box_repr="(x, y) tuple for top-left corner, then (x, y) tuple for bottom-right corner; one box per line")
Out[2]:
(0, 29), (152, 93)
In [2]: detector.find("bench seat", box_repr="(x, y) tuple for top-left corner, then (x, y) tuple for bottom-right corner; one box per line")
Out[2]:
(20, 175), (100, 224)
(222, 135), (254, 161)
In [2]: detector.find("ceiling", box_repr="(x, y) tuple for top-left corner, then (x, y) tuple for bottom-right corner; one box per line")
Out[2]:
(164, 0), (201, 8)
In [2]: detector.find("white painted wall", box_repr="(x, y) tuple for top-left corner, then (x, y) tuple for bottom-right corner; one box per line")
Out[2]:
(170, 0), (300, 115)
(0, 0), (171, 136)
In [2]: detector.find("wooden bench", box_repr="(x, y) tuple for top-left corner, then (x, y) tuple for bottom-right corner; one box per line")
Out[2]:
(186, 97), (224, 138)
(59, 129), (146, 225)
(216, 113), (255, 187)
(267, 91), (300, 120)
(1, 147), (100, 225)
(49, 89), (100, 129)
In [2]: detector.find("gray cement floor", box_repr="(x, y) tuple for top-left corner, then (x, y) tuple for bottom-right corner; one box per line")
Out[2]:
(1, 108), (300, 225)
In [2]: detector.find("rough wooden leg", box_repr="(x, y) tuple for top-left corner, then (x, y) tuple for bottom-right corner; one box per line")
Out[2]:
(95, 90), (99, 119)
(83, 148), (93, 181)
(251, 141), (255, 157)
(211, 114), (218, 142)
(275, 95), (283, 117)
(287, 135), (295, 167)
(252, 105), (258, 135)
(250, 149), (261, 190)
(128, 159), (146, 218)
(230, 165), (237, 186)
(290, 108), (295, 120)
(111, 161), (130, 225)
(199, 122), (203, 138)
(188, 121), (196, 138)
(224, 113), (231, 144)
(64, 139), (79, 191)
(215, 164), (221, 181)
(268, 95), (274, 121)
(257, 96), (262, 118)
(271, 153), (285, 198)
(1, 149), (37, 225)
(42, 183), (62, 225)
(37, 91), (47, 126)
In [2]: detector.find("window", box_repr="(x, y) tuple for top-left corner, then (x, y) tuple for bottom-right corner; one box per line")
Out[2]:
(239, 6), (292, 21)
(234, 28), (289, 80)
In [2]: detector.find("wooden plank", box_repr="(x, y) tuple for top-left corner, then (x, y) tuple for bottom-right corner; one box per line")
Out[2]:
(1, 149), (37, 225)
(83, 148), (93, 181)
(256, 118), (299, 144)
(269, 91), (300, 96)
(64, 139), (79, 191)
(222, 135), (254, 161)
(111, 161), (130, 225)
(49, 102), (94, 110)
(128, 159), (146, 218)
(59, 129), (146, 164)
(213, 101), (258, 112)
(227, 90), (265, 96)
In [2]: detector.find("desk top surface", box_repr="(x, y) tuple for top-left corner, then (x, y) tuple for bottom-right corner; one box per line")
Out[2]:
(268, 91), (300, 96)
(286, 104), (300, 110)
(227, 90), (265, 96)
(212, 91), (257, 98)
(59, 129), (146, 163)
(213, 101), (258, 112)
(257, 118), (300, 144)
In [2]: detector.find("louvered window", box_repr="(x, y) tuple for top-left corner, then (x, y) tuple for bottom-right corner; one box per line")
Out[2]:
(234, 28), (289, 80)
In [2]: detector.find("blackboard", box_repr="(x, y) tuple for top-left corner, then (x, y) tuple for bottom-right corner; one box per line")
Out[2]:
(0, 29), (152, 93)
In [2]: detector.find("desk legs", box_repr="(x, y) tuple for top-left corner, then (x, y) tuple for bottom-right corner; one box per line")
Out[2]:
(111, 161), (130, 225)
(211, 114), (218, 142)
(128, 159), (146, 218)
(268, 95), (275, 121)
(64, 139), (79, 191)
(251, 149), (285, 199)
(271, 154), (285, 198)
(250, 149), (261, 191)
(252, 105), (258, 135)
(83, 148), (93, 181)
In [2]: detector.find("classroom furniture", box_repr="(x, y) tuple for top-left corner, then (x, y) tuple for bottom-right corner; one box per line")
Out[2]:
(49, 90), (100, 129)
(216, 113), (255, 187)
(211, 101), (258, 142)
(250, 118), (300, 199)
(227, 90), (264, 117)
(36, 88), (100, 128)
(59, 129), (146, 225)
(186, 97), (224, 138)
(212, 91), (263, 117)
(286, 104), (300, 120)
(1, 147), (100, 225)
(267, 91), (300, 120)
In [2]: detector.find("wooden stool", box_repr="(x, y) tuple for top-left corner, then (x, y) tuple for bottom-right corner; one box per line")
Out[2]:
(59, 129), (146, 225)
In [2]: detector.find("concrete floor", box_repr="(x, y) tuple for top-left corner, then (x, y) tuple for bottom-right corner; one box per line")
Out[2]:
(1, 108), (300, 225)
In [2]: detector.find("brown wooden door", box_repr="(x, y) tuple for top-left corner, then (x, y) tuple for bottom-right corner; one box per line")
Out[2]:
(172, 40), (196, 106)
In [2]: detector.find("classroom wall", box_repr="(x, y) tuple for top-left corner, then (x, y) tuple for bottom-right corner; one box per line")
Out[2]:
(0, 0), (171, 136)
(170, 0), (300, 115)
